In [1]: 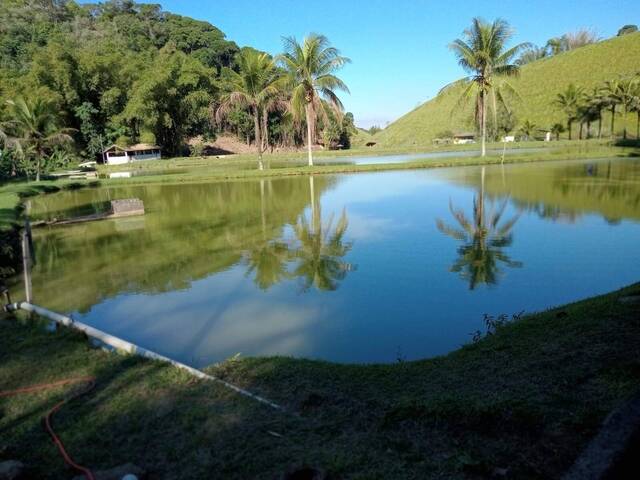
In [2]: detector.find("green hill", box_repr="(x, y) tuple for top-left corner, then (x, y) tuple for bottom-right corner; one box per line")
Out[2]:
(371, 32), (640, 148)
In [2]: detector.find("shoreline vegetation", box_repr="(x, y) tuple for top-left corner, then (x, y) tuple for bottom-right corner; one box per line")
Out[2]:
(1, 282), (639, 478)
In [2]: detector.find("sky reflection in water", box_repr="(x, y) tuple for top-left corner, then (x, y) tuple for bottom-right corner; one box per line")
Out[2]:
(23, 157), (640, 366)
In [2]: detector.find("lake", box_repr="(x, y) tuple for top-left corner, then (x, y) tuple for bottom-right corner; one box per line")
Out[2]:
(18, 157), (640, 367)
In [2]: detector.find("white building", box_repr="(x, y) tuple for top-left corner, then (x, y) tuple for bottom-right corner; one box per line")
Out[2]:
(102, 144), (162, 165)
(453, 132), (476, 145)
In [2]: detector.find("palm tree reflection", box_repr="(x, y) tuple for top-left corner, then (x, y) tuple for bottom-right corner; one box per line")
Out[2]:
(245, 176), (354, 292)
(437, 167), (522, 289)
(291, 176), (353, 291)
(245, 179), (291, 290)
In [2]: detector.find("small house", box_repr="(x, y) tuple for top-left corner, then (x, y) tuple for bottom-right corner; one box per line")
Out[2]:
(453, 133), (476, 145)
(102, 144), (162, 165)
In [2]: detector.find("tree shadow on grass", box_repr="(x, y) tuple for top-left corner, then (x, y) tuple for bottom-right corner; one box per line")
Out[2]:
(2, 284), (640, 479)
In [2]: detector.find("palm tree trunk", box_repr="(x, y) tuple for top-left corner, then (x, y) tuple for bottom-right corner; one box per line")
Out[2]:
(579, 122), (583, 140)
(567, 120), (572, 140)
(253, 109), (263, 171)
(611, 106), (616, 139)
(35, 152), (41, 182)
(305, 103), (314, 166)
(636, 111), (639, 140)
(597, 110), (602, 139)
(481, 90), (487, 157)
(622, 106), (628, 140)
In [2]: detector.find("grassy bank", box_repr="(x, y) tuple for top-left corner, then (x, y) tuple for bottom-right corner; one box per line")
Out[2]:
(1, 283), (640, 478)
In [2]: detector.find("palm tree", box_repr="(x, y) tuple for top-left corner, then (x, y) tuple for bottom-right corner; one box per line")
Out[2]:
(616, 78), (638, 140)
(278, 34), (350, 166)
(290, 176), (353, 291)
(0, 97), (74, 181)
(518, 120), (537, 140)
(216, 50), (282, 170)
(632, 80), (640, 140)
(550, 122), (565, 140)
(448, 18), (529, 157)
(436, 167), (522, 289)
(601, 79), (621, 139)
(553, 84), (585, 140)
(586, 87), (607, 139)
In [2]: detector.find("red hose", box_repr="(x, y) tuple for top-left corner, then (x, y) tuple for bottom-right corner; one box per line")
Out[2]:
(0, 377), (96, 480)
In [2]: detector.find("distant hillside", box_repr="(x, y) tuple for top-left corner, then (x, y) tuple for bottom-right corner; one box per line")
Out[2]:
(371, 32), (640, 148)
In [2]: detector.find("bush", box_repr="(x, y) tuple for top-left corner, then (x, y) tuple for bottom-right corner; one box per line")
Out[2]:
(190, 142), (205, 157)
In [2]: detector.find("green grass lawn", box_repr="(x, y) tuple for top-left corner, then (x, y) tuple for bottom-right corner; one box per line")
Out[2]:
(2, 283), (640, 479)
(370, 32), (640, 148)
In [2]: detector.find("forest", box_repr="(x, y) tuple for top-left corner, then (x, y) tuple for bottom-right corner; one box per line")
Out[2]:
(0, 0), (356, 180)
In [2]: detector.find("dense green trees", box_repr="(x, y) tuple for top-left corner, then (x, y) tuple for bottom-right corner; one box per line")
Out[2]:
(0, 2), (355, 180)
(448, 18), (529, 156)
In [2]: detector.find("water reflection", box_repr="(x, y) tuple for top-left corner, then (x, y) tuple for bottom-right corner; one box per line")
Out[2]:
(291, 176), (353, 291)
(437, 167), (522, 289)
(13, 158), (640, 365)
(243, 176), (354, 292)
(438, 158), (640, 223)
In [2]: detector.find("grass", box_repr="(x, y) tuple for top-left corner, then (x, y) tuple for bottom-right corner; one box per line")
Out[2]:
(370, 32), (640, 148)
(1, 283), (640, 478)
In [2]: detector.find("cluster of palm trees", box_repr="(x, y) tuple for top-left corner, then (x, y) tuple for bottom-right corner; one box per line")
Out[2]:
(216, 34), (350, 169)
(554, 75), (640, 141)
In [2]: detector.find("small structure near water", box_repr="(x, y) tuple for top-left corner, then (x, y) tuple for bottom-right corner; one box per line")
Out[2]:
(453, 132), (476, 144)
(35, 199), (145, 227)
(102, 144), (161, 165)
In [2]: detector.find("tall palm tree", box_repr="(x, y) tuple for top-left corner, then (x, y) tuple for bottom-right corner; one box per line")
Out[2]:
(291, 176), (353, 291)
(448, 18), (529, 157)
(216, 50), (282, 170)
(0, 97), (74, 181)
(553, 84), (585, 140)
(632, 80), (640, 140)
(601, 79), (621, 139)
(436, 167), (522, 289)
(616, 78), (638, 140)
(278, 34), (350, 166)
(586, 87), (607, 139)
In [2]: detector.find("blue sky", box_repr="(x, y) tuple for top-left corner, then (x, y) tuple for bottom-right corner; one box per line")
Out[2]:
(149, 0), (637, 128)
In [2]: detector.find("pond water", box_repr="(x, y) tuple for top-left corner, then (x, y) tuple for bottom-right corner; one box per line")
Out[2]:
(18, 158), (640, 367)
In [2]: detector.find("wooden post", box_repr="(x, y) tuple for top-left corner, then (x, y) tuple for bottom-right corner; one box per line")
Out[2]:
(22, 220), (33, 303)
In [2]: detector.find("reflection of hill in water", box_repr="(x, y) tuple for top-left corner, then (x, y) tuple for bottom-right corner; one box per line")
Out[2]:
(442, 159), (640, 223)
(25, 176), (338, 313)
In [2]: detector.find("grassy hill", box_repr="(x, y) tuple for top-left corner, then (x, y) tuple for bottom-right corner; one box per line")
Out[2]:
(368, 32), (640, 148)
